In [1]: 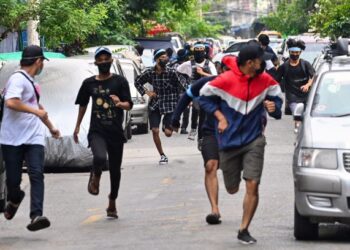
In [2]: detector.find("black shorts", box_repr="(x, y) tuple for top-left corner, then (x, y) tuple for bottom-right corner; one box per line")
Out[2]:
(149, 109), (173, 130)
(201, 134), (219, 166)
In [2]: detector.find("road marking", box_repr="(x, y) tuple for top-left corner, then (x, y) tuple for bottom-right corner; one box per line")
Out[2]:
(81, 214), (104, 225)
(161, 177), (174, 185)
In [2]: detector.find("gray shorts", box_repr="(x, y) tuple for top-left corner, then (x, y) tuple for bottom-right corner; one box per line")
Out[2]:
(219, 135), (266, 191)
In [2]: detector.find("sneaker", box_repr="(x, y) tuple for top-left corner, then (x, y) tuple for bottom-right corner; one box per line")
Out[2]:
(180, 128), (188, 134)
(237, 229), (257, 244)
(188, 129), (197, 140)
(159, 155), (168, 165)
(27, 216), (51, 231)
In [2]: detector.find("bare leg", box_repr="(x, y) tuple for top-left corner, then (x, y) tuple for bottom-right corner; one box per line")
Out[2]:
(205, 160), (220, 214)
(240, 179), (259, 230)
(152, 128), (164, 155)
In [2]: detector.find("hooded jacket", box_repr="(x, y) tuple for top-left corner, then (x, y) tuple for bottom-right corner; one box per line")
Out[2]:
(199, 57), (283, 150)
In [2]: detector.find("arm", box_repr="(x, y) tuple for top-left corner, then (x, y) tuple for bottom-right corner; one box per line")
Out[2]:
(110, 76), (133, 111)
(6, 98), (47, 119)
(134, 71), (151, 96)
(171, 92), (193, 130)
(300, 61), (316, 92)
(173, 70), (188, 91)
(38, 104), (60, 139)
(264, 81), (284, 119)
(73, 106), (87, 143)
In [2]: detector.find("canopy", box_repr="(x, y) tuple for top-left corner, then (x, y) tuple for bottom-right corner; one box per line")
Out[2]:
(0, 51), (66, 61)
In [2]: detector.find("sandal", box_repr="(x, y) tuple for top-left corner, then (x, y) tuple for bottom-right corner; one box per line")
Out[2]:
(87, 172), (100, 196)
(206, 213), (221, 225)
(4, 190), (25, 220)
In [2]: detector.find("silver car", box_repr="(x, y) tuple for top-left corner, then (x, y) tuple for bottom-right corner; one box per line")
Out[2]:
(293, 54), (350, 240)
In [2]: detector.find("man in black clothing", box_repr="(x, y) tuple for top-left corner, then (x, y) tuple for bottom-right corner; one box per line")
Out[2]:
(275, 39), (315, 131)
(171, 56), (235, 225)
(74, 47), (133, 218)
(134, 49), (187, 164)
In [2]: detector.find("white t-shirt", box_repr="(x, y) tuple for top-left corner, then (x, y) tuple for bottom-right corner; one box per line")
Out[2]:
(0, 70), (45, 146)
(177, 60), (218, 78)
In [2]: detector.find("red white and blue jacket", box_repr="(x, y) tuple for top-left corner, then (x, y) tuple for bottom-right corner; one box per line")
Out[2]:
(199, 57), (283, 150)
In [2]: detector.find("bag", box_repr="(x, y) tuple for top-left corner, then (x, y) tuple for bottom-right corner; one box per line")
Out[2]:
(0, 71), (40, 122)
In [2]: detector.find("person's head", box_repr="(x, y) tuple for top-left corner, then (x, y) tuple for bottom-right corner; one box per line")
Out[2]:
(166, 47), (174, 58)
(20, 45), (48, 76)
(193, 43), (206, 63)
(217, 55), (236, 74)
(134, 44), (144, 56)
(237, 45), (265, 78)
(287, 38), (305, 62)
(153, 49), (169, 69)
(258, 34), (270, 50)
(176, 49), (188, 63)
(94, 47), (113, 75)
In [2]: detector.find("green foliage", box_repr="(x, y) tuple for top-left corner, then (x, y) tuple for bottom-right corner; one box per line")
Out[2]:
(260, 0), (316, 36)
(0, 0), (37, 41)
(311, 0), (350, 38)
(38, 0), (107, 54)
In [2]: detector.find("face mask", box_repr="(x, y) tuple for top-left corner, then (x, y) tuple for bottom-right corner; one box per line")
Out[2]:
(97, 62), (112, 74)
(290, 54), (300, 61)
(194, 51), (205, 63)
(36, 65), (43, 76)
(159, 59), (168, 68)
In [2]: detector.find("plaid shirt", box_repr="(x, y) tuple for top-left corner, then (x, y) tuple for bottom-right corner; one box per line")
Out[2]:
(135, 66), (187, 114)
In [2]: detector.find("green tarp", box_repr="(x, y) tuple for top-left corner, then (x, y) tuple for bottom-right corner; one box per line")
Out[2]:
(0, 52), (66, 61)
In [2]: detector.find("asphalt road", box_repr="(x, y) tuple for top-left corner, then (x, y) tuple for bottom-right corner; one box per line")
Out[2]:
(1, 115), (350, 250)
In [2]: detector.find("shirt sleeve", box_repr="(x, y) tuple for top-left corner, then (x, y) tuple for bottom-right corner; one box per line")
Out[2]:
(176, 61), (191, 77)
(75, 80), (90, 106)
(134, 70), (151, 96)
(118, 76), (134, 109)
(171, 70), (188, 91)
(4, 75), (25, 100)
(265, 75), (284, 119)
(209, 62), (218, 76)
(305, 61), (315, 78)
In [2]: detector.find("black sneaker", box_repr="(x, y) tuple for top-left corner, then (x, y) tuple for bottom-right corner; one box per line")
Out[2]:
(27, 216), (51, 231)
(159, 155), (168, 165)
(237, 229), (257, 244)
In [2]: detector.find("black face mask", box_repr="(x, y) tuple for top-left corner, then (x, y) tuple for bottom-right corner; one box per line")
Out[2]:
(194, 52), (205, 63)
(159, 59), (168, 68)
(97, 62), (112, 74)
(290, 54), (300, 61)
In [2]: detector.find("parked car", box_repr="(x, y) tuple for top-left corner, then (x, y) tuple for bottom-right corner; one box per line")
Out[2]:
(292, 39), (350, 240)
(0, 58), (131, 168)
(118, 58), (149, 134)
(212, 39), (251, 67)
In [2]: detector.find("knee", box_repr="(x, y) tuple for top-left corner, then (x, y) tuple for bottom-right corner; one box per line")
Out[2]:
(205, 160), (218, 175)
(94, 154), (107, 167)
(164, 129), (172, 137)
(152, 128), (159, 136)
(227, 186), (239, 194)
(246, 180), (259, 196)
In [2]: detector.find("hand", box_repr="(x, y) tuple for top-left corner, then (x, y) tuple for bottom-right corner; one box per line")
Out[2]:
(73, 127), (80, 144)
(50, 128), (61, 139)
(300, 84), (311, 93)
(218, 117), (228, 134)
(196, 67), (204, 75)
(146, 90), (157, 99)
(35, 109), (48, 120)
(264, 100), (276, 113)
(110, 95), (121, 106)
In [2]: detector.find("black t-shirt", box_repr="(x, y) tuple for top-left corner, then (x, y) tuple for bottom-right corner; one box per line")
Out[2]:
(75, 74), (133, 142)
(277, 60), (315, 102)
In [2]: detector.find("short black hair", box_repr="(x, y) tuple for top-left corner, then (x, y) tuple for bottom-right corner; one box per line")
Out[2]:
(287, 38), (306, 50)
(134, 44), (144, 56)
(166, 47), (173, 57)
(258, 34), (270, 46)
(237, 45), (264, 66)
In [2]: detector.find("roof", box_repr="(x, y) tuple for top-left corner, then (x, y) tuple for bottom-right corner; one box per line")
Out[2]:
(0, 51), (66, 61)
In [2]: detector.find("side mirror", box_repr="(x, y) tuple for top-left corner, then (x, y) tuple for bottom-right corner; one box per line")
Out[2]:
(293, 103), (305, 121)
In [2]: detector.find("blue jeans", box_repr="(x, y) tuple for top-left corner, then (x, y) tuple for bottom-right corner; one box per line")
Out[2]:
(1, 144), (45, 219)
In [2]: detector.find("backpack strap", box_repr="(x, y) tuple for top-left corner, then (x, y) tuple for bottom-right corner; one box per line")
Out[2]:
(15, 71), (40, 103)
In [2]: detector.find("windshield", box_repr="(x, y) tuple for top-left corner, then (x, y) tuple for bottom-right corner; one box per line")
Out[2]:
(225, 42), (248, 53)
(312, 71), (350, 117)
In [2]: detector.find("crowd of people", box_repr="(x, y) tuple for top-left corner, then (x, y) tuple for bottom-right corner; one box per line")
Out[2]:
(0, 33), (315, 245)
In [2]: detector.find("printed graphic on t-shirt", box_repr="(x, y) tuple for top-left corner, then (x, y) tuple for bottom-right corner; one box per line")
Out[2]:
(92, 85), (116, 121)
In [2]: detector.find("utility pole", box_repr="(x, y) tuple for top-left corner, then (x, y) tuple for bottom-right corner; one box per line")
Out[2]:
(27, 0), (40, 46)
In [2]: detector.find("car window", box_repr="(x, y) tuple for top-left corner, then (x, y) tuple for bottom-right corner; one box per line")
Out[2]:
(225, 42), (247, 53)
(311, 71), (350, 117)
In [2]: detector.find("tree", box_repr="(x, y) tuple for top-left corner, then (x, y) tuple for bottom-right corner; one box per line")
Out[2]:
(259, 0), (316, 36)
(311, 0), (350, 38)
(38, 0), (107, 55)
(0, 0), (37, 41)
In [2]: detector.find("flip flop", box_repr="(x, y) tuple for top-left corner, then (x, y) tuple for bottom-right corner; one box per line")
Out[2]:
(27, 216), (51, 231)
(87, 172), (99, 196)
(206, 213), (222, 225)
(4, 190), (25, 220)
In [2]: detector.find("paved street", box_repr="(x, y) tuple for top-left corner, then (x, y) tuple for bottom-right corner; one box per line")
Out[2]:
(1, 115), (350, 250)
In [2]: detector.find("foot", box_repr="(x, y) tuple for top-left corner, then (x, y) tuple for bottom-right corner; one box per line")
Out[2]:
(237, 229), (257, 244)
(106, 196), (118, 219)
(88, 172), (100, 195)
(4, 190), (25, 220)
(188, 129), (197, 140)
(180, 128), (188, 134)
(27, 216), (51, 231)
(159, 154), (168, 165)
(206, 213), (221, 225)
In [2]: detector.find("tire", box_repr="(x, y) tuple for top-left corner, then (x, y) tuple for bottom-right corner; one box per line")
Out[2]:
(126, 123), (132, 140)
(294, 204), (318, 240)
(137, 123), (149, 134)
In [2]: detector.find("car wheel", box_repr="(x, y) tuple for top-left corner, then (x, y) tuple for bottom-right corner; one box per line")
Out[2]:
(137, 123), (149, 134)
(294, 204), (318, 240)
(126, 123), (132, 140)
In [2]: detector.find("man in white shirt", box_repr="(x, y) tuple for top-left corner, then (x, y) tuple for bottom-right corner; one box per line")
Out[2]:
(177, 43), (217, 142)
(0, 45), (60, 231)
